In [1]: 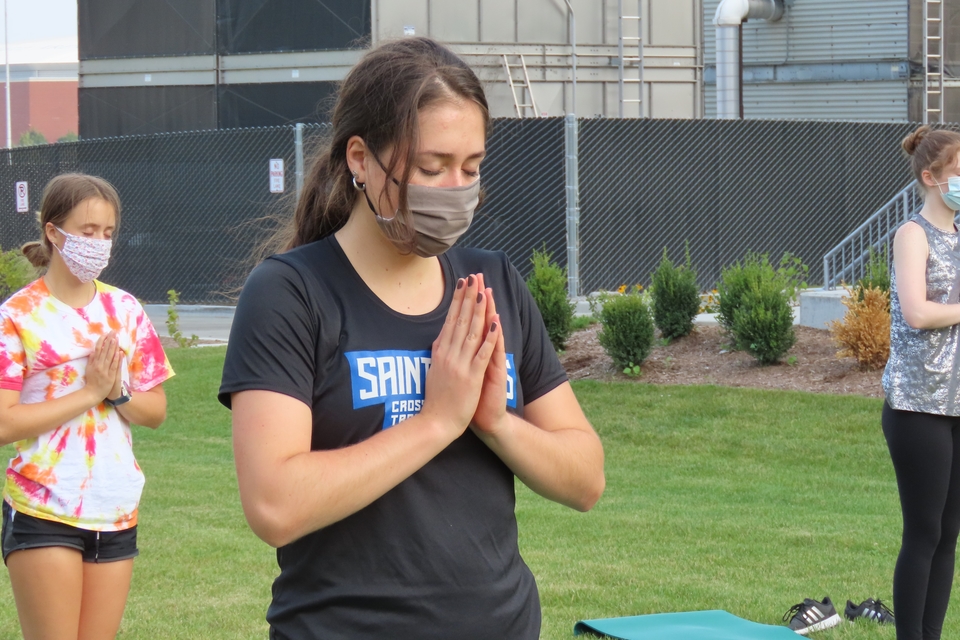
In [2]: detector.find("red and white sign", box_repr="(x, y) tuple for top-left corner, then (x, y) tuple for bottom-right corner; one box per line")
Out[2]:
(15, 182), (28, 213)
(269, 159), (285, 193)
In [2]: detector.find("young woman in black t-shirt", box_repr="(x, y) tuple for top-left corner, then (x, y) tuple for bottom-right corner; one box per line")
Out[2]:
(220, 37), (605, 639)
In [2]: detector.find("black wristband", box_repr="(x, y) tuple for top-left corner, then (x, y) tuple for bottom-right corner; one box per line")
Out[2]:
(105, 383), (132, 407)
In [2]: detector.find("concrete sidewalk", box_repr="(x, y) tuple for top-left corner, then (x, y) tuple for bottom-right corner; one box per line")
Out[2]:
(144, 305), (234, 343)
(144, 289), (832, 345)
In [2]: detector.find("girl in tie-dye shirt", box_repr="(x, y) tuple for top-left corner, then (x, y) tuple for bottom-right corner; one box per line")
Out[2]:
(0, 173), (173, 640)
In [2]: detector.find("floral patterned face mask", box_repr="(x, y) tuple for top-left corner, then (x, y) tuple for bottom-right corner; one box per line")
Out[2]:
(54, 227), (112, 283)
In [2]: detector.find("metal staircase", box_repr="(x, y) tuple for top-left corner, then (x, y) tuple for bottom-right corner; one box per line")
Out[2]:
(823, 181), (923, 289)
(617, 0), (644, 117)
(501, 54), (540, 118)
(924, 0), (945, 124)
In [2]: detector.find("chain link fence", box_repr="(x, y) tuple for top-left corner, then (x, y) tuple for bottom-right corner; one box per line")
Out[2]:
(0, 117), (917, 303)
(577, 118), (915, 293)
(1, 126), (310, 303)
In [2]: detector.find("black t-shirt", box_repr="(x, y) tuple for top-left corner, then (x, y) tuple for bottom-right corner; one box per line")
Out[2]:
(219, 236), (568, 640)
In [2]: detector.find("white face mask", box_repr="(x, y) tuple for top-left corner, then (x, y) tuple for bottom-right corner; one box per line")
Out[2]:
(934, 176), (960, 211)
(54, 226), (112, 283)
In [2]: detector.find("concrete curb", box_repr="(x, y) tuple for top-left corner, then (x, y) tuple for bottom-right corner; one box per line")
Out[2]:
(156, 288), (841, 345)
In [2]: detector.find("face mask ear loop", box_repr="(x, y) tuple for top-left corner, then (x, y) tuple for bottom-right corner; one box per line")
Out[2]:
(354, 171), (394, 220)
(53, 226), (69, 252)
(361, 168), (401, 222)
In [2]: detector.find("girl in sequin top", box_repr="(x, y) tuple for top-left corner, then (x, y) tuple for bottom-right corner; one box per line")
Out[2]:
(0, 174), (173, 640)
(883, 126), (960, 640)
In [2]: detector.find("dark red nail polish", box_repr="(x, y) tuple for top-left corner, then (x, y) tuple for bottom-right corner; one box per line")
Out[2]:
(467, 275), (475, 287)
(456, 279), (464, 290)
(490, 322), (498, 332)
(477, 292), (483, 303)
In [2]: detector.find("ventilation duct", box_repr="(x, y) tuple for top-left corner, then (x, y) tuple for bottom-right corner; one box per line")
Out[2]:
(714, 0), (785, 119)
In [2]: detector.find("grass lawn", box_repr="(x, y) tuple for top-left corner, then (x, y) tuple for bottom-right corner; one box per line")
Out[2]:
(0, 348), (910, 639)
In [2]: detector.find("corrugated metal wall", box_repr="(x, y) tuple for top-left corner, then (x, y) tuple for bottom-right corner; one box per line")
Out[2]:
(704, 0), (908, 65)
(705, 81), (910, 120)
(908, 0), (960, 122)
(704, 0), (910, 121)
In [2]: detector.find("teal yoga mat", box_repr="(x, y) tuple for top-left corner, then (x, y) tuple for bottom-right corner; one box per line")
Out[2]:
(574, 610), (800, 639)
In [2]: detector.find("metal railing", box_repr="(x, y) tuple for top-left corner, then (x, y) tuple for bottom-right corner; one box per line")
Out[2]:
(823, 180), (922, 289)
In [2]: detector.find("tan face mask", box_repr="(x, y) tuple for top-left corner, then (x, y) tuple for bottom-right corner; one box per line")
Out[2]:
(361, 176), (481, 258)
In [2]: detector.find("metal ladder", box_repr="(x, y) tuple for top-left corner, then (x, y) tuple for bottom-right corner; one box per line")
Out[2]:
(618, 0), (644, 118)
(501, 54), (540, 118)
(924, 0), (945, 124)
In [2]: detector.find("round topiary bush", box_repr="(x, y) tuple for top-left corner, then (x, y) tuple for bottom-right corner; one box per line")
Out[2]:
(597, 292), (655, 370)
(651, 246), (700, 341)
(731, 279), (796, 365)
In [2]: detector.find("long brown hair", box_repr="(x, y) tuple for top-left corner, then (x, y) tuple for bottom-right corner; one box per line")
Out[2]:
(262, 37), (490, 257)
(21, 173), (121, 269)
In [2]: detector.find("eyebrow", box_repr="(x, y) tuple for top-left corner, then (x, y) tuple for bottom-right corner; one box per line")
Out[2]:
(418, 150), (486, 161)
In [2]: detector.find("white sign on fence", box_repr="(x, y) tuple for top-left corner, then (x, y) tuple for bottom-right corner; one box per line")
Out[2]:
(269, 159), (285, 193)
(15, 182), (28, 213)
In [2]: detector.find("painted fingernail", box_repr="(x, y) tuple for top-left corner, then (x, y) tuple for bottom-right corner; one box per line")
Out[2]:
(490, 322), (498, 332)
(477, 292), (483, 303)
(456, 278), (464, 290)
(467, 275), (475, 287)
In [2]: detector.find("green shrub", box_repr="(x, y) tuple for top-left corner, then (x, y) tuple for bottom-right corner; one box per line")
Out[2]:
(730, 276), (796, 365)
(716, 252), (807, 332)
(0, 247), (36, 303)
(597, 292), (655, 370)
(857, 247), (890, 298)
(716, 253), (778, 334)
(526, 247), (574, 352)
(778, 252), (809, 302)
(651, 245), (700, 340)
(18, 129), (47, 147)
(717, 252), (801, 365)
(571, 315), (597, 331)
(166, 289), (199, 348)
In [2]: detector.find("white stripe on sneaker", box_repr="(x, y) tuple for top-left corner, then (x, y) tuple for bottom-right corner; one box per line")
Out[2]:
(795, 613), (843, 636)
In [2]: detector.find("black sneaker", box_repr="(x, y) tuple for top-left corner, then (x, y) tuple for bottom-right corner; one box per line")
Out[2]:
(845, 598), (894, 625)
(782, 597), (843, 635)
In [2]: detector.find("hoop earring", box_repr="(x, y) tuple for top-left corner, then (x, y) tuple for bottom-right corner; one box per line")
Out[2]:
(352, 173), (366, 192)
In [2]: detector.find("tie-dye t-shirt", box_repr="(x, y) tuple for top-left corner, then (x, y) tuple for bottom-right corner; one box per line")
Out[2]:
(0, 278), (174, 531)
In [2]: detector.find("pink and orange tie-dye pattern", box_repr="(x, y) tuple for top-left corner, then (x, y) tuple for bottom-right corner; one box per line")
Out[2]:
(0, 278), (174, 531)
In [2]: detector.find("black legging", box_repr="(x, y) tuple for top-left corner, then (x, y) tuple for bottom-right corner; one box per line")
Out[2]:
(883, 402), (960, 640)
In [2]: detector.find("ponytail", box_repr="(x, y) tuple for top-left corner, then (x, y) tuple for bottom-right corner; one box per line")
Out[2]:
(21, 240), (50, 268)
(289, 148), (355, 249)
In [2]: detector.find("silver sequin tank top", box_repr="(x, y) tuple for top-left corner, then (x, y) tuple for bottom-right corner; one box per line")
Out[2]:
(883, 214), (960, 415)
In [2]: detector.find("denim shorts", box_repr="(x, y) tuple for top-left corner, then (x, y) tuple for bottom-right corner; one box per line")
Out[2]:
(1, 501), (138, 564)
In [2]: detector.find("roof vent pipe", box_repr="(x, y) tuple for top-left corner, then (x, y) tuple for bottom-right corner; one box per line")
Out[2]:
(714, 0), (785, 119)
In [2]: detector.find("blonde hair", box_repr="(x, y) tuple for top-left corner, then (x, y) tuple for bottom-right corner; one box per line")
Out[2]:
(21, 173), (121, 268)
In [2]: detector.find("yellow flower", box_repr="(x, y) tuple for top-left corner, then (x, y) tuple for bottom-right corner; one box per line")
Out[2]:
(617, 284), (627, 294)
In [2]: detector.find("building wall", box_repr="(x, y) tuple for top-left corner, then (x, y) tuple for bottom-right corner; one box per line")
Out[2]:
(79, 0), (703, 135)
(703, 0), (911, 121)
(374, 0), (702, 118)
(23, 82), (79, 141)
(0, 80), (78, 144)
(909, 0), (960, 122)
